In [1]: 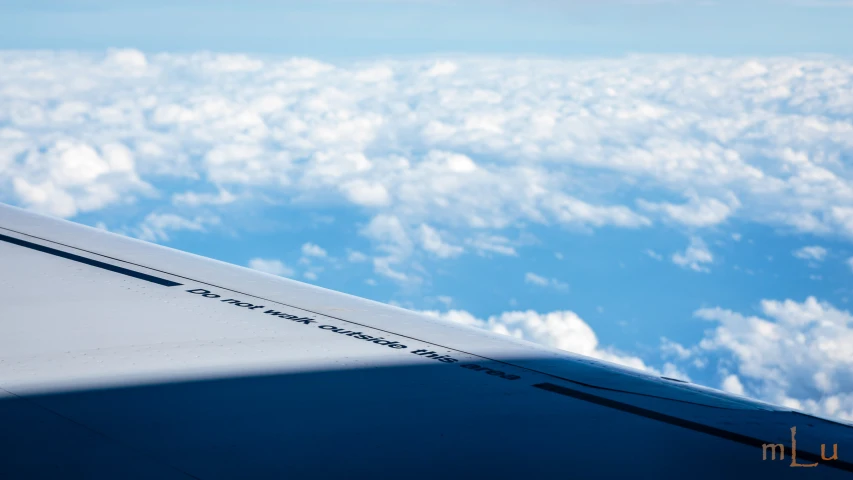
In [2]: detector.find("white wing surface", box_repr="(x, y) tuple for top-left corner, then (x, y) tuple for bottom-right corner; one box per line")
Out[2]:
(0, 203), (850, 479)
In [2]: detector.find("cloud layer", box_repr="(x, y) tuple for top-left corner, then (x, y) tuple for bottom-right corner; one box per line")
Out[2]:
(2, 50), (853, 280)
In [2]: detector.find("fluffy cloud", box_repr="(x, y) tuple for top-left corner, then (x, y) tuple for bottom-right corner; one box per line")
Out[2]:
(421, 308), (652, 372)
(361, 214), (413, 281)
(347, 250), (368, 262)
(645, 249), (664, 260)
(248, 258), (295, 277)
(301, 242), (328, 258)
(671, 236), (714, 272)
(524, 272), (569, 291)
(792, 245), (828, 263)
(7, 140), (150, 218)
(638, 192), (739, 228)
(172, 188), (236, 207)
(136, 213), (219, 242)
(340, 179), (390, 207)
(666, 297), (853, 420)
(3, 50), (853, 278)
(524, 272), (549, 286)
(418, 224), (463, 258)
(721, 374), (746, 396)
(464, 234), (518, 257)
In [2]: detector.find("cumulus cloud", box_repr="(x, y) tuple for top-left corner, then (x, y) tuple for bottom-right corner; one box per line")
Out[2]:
(340, 179), (390, 207)
(104, 48), (149, 71)
(645, 249), (663, 260)
(524, 272), (549, 286)
(792, 245), (828, 263)
(421, 309), (651, 372)
(248, 258), (295, 277)
(524, 272), (569, 291)
(347, 250), (368, 262)
(8, 140), (150, 218)
(4, 50), (853, 278)
(671, 236), (714, 273)
(721, 374), (746, 396)
(172, 188), (236, 207)
(464, 234), (518, 257)
(136, 213), (219, 242)
(301, 242), (328, 258)
(361, 214), (413, 281)
(666, 297), (853, 421)
(418, 224), (463, 258)
(638, 192), (740, 228)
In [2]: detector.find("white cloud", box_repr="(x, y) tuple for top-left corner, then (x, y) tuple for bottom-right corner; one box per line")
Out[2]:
(721, 374), (746, 396)
(362, 214), (411, 251)
(200, 53), (264, 73)
(419, 224), (464, 258)
(425, 60), (458, 77)
(8, 140), (149, 218)
(524, 272), (549, 286)
(6, 51), (853, 279)
(361, 214), (416, 281)
(136, 213), (219, 242)
(354, 65), (394, 83)
(421, 309), (651, 372)
(347, 250), (368, 262)
(373, 256), (409, 281)
(172, 188), (236, 207)
(248, 258), (294, 277)
(671, 236), (714, 273)
(638, 192), (739, 228)
(301, 242), (328, 258)
(672, 297), (853, 421)
(340, 179), (390, 207)
(464, 234), (517, 256)
(544, 195), (651, 229)
(645, 249), (663, 261)
(792, 245), (828, 262)
(104, 48), (149, 71)
(524, 272), (569, 291)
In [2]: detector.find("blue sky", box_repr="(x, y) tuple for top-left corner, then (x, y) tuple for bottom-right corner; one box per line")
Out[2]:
(1, 1), (852, 56)
(2, 1), (853, 421)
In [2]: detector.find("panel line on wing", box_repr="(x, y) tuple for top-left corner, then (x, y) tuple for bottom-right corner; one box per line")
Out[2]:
(534, 382), (853, 473)
(0, 232), (182, 288)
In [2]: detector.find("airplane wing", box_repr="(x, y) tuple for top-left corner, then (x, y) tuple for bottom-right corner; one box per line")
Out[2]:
(1, 202), (851, 479)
